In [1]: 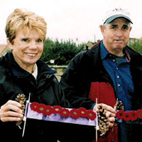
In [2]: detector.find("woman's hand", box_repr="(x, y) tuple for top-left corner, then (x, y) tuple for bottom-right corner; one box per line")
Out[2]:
(93, 103), (116, 127)
(0, 100), (23, 122)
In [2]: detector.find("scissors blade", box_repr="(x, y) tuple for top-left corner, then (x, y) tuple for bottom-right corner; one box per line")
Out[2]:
(22, 116), (27, 137)
(22, 93), (31, 137)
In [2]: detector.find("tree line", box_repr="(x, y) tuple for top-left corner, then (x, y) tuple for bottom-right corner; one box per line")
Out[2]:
(40, 38), (86, 65)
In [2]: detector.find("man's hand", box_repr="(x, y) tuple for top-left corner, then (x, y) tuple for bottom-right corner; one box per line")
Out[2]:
(93, 103), (116, 127)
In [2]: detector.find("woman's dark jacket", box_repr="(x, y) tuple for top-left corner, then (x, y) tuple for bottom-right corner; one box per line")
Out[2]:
(60, 42), (142, 142)
(0, 53), (75, 142)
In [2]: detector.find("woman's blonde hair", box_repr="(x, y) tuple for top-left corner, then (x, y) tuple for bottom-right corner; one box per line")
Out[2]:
(5, 8), (47, 44)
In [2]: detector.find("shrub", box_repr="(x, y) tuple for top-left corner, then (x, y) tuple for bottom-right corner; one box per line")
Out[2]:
(40, 38), (84, 65)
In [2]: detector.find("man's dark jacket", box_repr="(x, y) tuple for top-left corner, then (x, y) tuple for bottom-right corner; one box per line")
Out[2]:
(60, 42), (142, 142)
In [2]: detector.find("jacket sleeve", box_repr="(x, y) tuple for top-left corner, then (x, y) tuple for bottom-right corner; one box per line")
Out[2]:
(60, 51), (95, 109)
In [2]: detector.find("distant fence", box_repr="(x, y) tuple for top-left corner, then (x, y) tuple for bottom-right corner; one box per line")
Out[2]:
(49, 65), (67, 81)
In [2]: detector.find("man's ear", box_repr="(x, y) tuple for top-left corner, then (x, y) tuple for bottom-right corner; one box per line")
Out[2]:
(130, 26), (132, 32)
(99, 25), (105, 35)
(7, 38), (13, 51)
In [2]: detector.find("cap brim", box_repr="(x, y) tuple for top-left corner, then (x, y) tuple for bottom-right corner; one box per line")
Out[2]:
(105, 14), (133, 24)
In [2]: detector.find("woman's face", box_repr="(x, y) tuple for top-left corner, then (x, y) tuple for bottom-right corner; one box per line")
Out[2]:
(8, 28), (44, 72)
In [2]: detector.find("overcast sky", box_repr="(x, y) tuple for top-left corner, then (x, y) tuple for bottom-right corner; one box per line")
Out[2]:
(0, 0), (142, 44)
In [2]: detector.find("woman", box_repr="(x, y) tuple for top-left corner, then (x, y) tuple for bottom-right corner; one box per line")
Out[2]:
(0, 8), (70, 142)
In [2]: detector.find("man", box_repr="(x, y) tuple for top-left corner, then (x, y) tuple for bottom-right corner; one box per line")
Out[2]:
(60, 8), (142, 142)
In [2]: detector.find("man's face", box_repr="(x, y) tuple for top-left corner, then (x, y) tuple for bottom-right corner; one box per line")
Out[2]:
(100, 18), (132, 56)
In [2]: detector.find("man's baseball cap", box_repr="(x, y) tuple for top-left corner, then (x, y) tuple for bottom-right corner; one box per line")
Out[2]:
(102, 8), (133, 24)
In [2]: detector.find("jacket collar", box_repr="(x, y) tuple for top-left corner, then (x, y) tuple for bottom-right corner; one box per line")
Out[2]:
(100, 41), (131, 62)
(0, 52), (56, 78)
